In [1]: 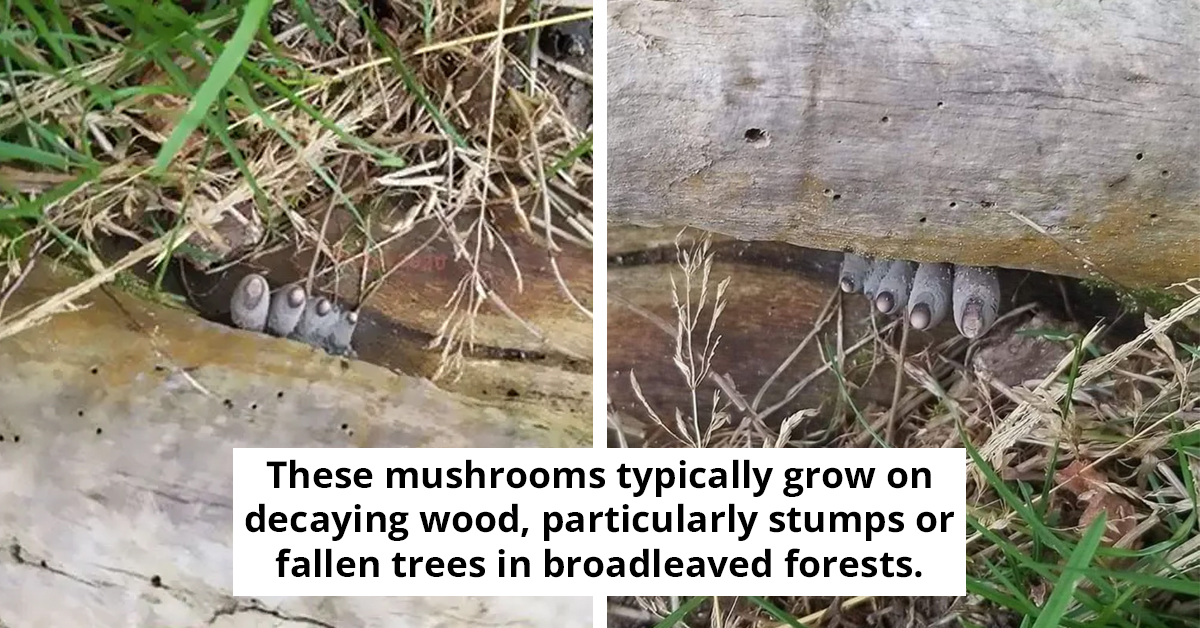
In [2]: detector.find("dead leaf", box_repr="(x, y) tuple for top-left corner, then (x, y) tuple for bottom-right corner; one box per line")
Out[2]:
(1030, 581), (1049, 606)
(1056, 460), (1140, 547)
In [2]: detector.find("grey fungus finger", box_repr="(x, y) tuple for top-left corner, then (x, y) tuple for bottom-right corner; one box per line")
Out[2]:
(907, 262), (953, 330)
(839, 253), (872, 294)
(327, 309), (359, 356)
(230, 273), (269, 332)
(862, 258), (890, 300)
(295, 296), (337, 345)
(266, 284), (307, 337)
(874, 260), (916, 316)
(952, 265), (1000, 339)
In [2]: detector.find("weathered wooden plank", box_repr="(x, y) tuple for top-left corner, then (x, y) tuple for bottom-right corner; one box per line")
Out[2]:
(0, 265), (589, 627)
(609, 0), (1200, 289)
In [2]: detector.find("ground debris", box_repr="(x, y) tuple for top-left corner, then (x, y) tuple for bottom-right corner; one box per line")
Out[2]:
(1055, 459), (1141, 547)
(972, 313), (1078, 387)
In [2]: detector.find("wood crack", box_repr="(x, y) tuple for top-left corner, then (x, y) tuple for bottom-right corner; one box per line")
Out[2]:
(7, 541), (113, 590)
(208, 599), (336, 628)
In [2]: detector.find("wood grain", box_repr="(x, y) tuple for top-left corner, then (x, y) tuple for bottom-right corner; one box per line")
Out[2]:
(609, 0), (1200, 289)
(0, 265), (589, 626)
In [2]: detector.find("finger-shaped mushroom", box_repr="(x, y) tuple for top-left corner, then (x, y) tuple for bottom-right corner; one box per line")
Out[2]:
(862, 258), (890, 300)
(266, 284), (307, 337)
(839, 253), (872, 294)
(230, 273), (269, 332)
(875, 260), (916, 316)
(326, 309), (359, 356)
(907, 262), (953, 330)
(294, 296), (336, 345)
(952, 265), (1000, 339)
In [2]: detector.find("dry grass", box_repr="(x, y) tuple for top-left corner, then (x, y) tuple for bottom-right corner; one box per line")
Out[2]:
(608, 232), (1199, 627)
(0, 0), (593, 379)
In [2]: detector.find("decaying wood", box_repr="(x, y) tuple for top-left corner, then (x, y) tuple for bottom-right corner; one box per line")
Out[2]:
(0, 265), (588, 626)
(171, 211), (593, 410)
(609, 0), (1200, 289)
(85, 202), (594, 431)
(607, 227), (928, 445)
(606, 226), (1140, 447)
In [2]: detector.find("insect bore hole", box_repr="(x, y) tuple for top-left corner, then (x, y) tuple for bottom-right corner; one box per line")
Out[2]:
(743, 128), (770, 146)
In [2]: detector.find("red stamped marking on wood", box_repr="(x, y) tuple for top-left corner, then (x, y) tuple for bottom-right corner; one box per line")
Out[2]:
(405, 253), (449, 273)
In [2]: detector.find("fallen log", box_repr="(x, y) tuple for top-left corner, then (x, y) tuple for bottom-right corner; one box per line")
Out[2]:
(0, 265), (588, 626)
(608, 0), (1200, 289)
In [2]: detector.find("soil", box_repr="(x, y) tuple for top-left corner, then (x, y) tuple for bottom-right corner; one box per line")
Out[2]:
(539, 10), (594, 131)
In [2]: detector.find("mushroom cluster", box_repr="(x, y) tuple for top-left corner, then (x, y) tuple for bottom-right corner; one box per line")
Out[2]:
(839, 254), (1000, 339)
(228, 273), (358, 356)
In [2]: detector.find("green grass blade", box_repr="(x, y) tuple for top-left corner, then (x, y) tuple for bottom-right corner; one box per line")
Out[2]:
(153, 0), (271, 172)
(291, 0), (333, 45)
(0, 168), (96, 221)
(966, 576), (1043, 621)
(1173, 432), (1197, 503)
(652, 597), (708, 628)
(146, 50), (271, 216)
(1031, 513), (1107, 628)
(1082, 567), (1200, 596)
(0, 140), (71, 169)
(962, 428), (1069, 557)
(978, 554), (1037, 616)
(11, 0), (74, 68)
(22, 119), (101, 167)
(1060, 334), (1084, 418)
(547, 131), (593, 178)
(346, 0), (466, 147)
(235, 58), (404, 165)
(823, 339), (887, 447)
(11, 0), (115, 109)
(421, 0), (434, 43)
(1093, 510), (1195, 558)
(223, 75), (366, 230)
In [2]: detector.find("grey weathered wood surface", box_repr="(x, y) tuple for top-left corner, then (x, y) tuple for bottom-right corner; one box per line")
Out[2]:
(609, 0), (1200, 289)
(0, 267), (589, 627)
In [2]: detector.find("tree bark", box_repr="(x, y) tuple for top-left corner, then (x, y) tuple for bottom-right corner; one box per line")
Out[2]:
(609, 0), (1200, 289)
(0, 266), (588, 627)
